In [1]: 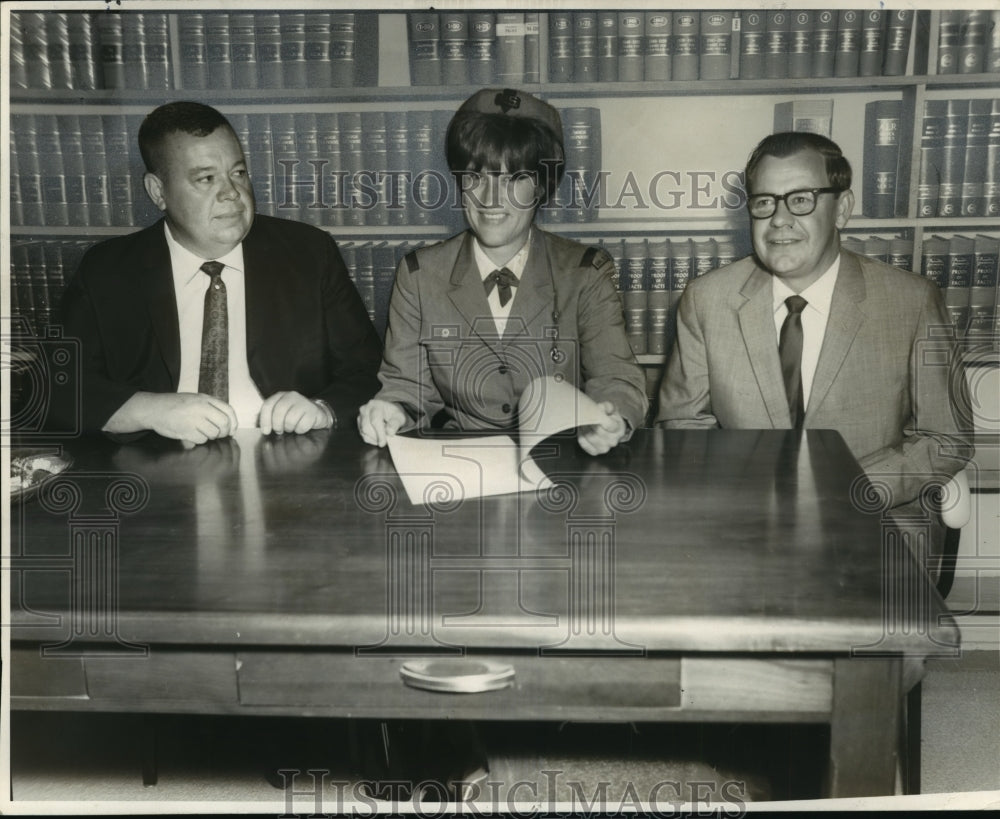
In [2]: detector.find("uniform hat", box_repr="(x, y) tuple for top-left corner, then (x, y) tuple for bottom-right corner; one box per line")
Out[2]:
(458, 88), (563, 143)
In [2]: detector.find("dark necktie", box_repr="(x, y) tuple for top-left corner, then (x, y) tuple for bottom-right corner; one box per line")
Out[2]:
(484, 267), (519, 307)
(198, 260), (228, 402)
(778, 294), (808, 429)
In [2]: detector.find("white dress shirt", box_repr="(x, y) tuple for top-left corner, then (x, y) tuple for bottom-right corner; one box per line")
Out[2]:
(771, 256), (840, 410)
(473, 233), (531, 336)
(165, 222), (263, 428)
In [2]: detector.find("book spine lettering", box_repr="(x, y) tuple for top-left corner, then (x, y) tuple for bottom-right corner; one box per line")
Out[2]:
(834, 10), (862, 77)
(673, 11), (699, 81)
(440, 11), (470, 86)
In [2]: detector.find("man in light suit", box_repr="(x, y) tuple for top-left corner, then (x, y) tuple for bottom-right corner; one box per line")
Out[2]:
(58, 101), (382, 443)
(656, 131), (972, 511)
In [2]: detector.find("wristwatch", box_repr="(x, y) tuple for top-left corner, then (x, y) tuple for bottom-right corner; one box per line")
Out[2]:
(312, 399), (337, 429)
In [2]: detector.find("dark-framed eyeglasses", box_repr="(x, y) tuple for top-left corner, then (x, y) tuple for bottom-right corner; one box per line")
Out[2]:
(747, 187), (844, 219)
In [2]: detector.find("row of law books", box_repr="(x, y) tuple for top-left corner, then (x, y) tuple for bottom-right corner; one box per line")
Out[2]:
(407, 9), (915, 85)
(936, 9), (1000, 75)
(9, 10), (376, 91)
(10, 106), (603, 229)
(917, 98), (1000, 219)
(915, 234), (1000, 340)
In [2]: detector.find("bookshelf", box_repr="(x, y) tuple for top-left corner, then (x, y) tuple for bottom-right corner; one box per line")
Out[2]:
(6, 7), (1000, 367)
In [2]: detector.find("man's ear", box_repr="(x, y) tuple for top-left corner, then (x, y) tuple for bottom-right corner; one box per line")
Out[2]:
(834, 188), (854, 230)
(143, 172), (167, 211)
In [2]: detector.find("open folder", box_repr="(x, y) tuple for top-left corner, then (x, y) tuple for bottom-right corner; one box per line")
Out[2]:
(386, 376), (608, 505)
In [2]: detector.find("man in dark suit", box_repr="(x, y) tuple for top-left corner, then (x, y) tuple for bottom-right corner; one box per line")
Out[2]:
(657, 131), (972, 512)
(59, 101), (381, 443)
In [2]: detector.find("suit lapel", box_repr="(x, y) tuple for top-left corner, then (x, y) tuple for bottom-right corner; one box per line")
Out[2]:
(447, 232), (503, 348)
(141, 222), (182, 388)
(737, 263), (790, 427)
(242, 221), (269, 371)
(503, 230), (554, 344)
(806, 251), (866, 419)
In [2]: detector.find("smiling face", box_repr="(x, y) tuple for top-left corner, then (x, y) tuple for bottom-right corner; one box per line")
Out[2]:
(748, 149), (854, 292)
(143, 126), (255, 260)
(461, 166), (540, 267)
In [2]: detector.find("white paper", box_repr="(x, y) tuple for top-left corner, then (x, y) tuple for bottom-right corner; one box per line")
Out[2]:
(387, 376), (607, 505)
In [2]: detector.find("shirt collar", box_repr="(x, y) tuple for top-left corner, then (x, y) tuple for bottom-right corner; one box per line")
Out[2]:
(472, 230), (532, 282)
(772, 254), (840, 317)
(164, 221), (246, 286)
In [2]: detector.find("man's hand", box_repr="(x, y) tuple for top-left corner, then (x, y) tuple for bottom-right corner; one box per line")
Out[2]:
(578, 401), (628, 456)
(103, 392), (238, 444)
(259, 391), (334, 435)
(357, 399), (407, 447)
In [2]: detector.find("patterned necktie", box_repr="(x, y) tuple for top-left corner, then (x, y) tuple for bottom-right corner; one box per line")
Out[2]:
(484, 267), (519, 307)
(198, 261), (228, 402)
(779, 295), (808, 429)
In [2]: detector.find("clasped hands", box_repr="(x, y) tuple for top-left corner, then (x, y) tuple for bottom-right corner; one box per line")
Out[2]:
(357, 398), (627, 456)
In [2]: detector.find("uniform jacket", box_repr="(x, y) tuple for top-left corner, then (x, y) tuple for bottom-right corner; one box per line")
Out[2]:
(58, 214), (383, 433)
(656, 249), (973, 507)
(375, 228), (648, 433)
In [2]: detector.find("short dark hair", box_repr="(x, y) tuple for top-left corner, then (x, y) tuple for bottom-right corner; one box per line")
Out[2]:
(138, 101), (233, 174)
(445, 111), (565, 205)
(745, 131), (852, 193)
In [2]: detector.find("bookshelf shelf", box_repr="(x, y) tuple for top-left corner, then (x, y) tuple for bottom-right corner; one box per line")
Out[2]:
(8, 225), (452, 239)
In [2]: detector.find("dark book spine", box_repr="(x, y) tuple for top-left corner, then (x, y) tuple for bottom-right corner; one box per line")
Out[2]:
(22, 12), (51, 89)
(46, 13), (73, 89)
(985, 100), (1000, 217)
(247, 114), (275, 217)
(622, 240), (648, 356)
(385, 112), (410, 227)
(573, 12), (598, 84)
(179, 13), (208, 90)
(408, 12), (441, 86)
(14, 116), (43, 225)
(938, 100), (969, 218)
(739, 10), (765, 79)
(597, 12), (618, 82)
(271, 114), (301, 219)
(145, 12), (171, 89)
(811, 9), (836, 78)
(408, 111), (437, 227)
(988, 11), (1000, 72)
(787, 10), (812, 80)
(305, 12), (333, 88)
(524, 12), (540, 84)
(280, 13), (307, 88)
(961, 99), (991, 217)
(673, 11), (700, 81)
(353, 244), (376, 329)
(468, 13), (495, 85)
(646, 240), (670, 356)
(329, 13), (357, 88)
(362, 112), (389, 227)
(959, 10), (989, 74)
(917, 100), (947, 218)
(58, 114), (88, 226)
(618, 12), (644, 82)
(560, 107), (602, 223)
(670, 239), (693, 300)
(883, 10), (914, 76)
(549, 11), (576, 82)
(122, 13), (148, 90)
(206, 13), (232, 90)
(10, 12), (28, 89)
(643, 12), (671, 81)
(944, 235), (974, 333)
(763, 10), (789, 80)
(126, 114), (157, 226)
(937, 10), (960, 75)
(82, 113), (110, 222)
(36, 115), (68, 227)
(316, 112), (345, 227)
(692, 238), (717, 279)
(71, 13), (101, 90)
(372, 244), (398, 340)
(834, 9), (862, 77)
(255, 13), (282, 89)
(294, 113), (321, 224)
(230, 12), (258, 89)
(969, 235), (1000, 339)
(715, 236), (737, 269)
(863, 100), (901, 219)
(9, 243), (28, 328)
(700, 10), (732, 81)
(921, 236), (950, 289)
(340, 112), (367, 228)
(97, 13), (124, 89)
(43, 242), (67, 326)
(859, 10), (884, 77)
(27, 242), (52, 330)
(496, 13), (525, 85)
(888, 237), (914, 272)
(440, 11), (469, 86)
(9, 145), (23, 226)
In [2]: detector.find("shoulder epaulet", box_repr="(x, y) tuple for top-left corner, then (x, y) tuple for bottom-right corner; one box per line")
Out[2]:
(403, 250), (420, 273)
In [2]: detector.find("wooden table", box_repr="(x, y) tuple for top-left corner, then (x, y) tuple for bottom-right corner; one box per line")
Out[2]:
(7, 428), (959, 798)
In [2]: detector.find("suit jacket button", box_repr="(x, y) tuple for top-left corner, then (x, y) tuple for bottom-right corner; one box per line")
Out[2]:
(498, 365), (508, 375)
(502, 403), (512, 413)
